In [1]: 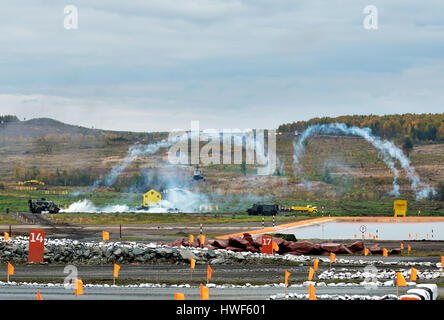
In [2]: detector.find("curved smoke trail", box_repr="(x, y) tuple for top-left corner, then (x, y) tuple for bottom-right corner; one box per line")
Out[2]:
(94, 138), (177, 188)
(293, 123), (436, 200)
(94, 130), (280, 189)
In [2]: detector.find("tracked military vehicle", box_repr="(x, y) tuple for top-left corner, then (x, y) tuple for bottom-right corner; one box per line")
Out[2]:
(28, 198), (60, 214)
(247, 204), (279, 216)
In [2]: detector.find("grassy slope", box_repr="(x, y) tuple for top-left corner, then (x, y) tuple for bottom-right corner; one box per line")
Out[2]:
(1, 120), (444, 217)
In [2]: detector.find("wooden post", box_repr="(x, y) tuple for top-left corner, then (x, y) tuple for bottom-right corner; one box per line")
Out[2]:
(120, 224), (122, 239)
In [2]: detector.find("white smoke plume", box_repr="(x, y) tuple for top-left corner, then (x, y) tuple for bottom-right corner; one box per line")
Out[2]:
(293, 123), (436, 200)
(61, 199), (132, 213)
(61, 188), (210, 213)
(93, 135), (185, 188)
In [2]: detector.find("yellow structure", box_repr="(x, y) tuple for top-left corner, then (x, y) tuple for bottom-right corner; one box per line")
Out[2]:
(16, 186), (37, 191)
(143, 189), (162, 208)
(394, 200), (407, 217)
(44, 190), (68, 195)
(18, 180), (45, 186)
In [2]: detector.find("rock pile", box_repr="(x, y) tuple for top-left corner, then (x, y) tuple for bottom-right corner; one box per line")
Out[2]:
(0, 237), (268, 265)
(164, 233), (398, 256)
(0, 234), (401, 266)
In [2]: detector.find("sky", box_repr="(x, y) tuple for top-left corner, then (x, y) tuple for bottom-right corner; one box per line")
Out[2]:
(0, 0), (443, 132)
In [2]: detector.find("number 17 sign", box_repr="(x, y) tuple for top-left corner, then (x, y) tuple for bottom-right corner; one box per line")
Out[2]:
(261, 236), (273, 254)
(28, 230), (45, 263)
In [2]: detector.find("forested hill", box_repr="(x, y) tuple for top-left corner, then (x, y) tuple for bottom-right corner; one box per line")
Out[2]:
(278, 113), (444, 142)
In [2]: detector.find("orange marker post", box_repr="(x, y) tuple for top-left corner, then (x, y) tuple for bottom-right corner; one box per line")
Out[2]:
(199, 235), (206, 248)
(272, 241), (279, 255)
(113, 264), (120, 285)
(75, 279), (83, 298)
(407, 245), (411, 255)
(284, 270), (291, 299)
(330, 253), (335, 270)
(364, 248), (369, 256)
(37, 290), (43, 300)
(410, 268), (417, 282)
(308, 267), (314, 281)
(175, 293), (185, 300)
(207, 265), (213, 284)
(309, 284), (317, 300)
(396, 272), (407, 297)
(7, 262), (14, 282)
(200, 283), (209, 300)
(190, 258), (196, 281)
(313, 259), (319, 271)
(382, 248), (388, 257)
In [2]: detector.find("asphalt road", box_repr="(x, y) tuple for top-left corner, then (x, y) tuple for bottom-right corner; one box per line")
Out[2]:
(0, 283), (416, 300)
(3, 259), (442, 285)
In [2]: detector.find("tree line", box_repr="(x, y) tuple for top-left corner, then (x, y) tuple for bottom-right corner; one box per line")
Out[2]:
(14, 166), (100, 187)
(0, 115), (19, 123)
(278, 113), (444, 142)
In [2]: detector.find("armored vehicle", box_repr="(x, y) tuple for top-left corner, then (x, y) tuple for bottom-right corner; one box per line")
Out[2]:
(247, 204), (279, 216)
(28, 198), (60, 214)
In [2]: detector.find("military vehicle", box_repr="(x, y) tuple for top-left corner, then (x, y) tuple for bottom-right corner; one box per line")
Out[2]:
(193, 165), (205, 181)
(290, 205), (318, 214)
(247, 204), (279, 216)
(28, 198), (60, 214)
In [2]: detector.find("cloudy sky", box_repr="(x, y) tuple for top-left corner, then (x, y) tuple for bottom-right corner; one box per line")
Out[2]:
(0, 1), (443, 132)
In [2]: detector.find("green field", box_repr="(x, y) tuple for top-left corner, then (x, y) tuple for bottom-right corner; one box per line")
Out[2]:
(1, 187), (443, 226)
(53, 212), (314, 225)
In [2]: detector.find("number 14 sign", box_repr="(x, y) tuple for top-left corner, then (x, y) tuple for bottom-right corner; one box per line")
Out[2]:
(28, 230), (45, 263)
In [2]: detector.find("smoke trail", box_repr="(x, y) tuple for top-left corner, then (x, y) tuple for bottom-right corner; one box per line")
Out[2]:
(61, 188), (210, 213)
(61, 199), (132, 213)
(95, 129), (279, 189)
(293, 123), (436, 200)
(93, 138), (178, 188)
